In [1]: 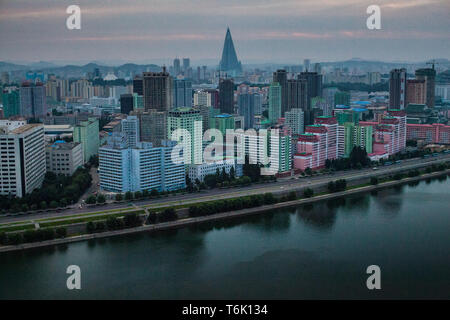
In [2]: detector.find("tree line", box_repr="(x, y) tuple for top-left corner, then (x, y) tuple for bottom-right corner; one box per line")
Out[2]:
(0, 227), (67, 246)
(0, 167), (92, 214)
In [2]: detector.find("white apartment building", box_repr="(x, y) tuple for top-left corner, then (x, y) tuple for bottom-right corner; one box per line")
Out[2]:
(99, 134), (185, 193)
(0, 123), (46, 197)
(121, 116), (140, 148)
(187, 159), (243, 183)
(285, 108), (304, 135)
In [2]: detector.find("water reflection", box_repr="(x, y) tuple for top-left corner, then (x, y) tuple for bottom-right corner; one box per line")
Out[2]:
(242, 210), (291, 233)
(1, 178), (449, 299)
(296, 203), (337, 231)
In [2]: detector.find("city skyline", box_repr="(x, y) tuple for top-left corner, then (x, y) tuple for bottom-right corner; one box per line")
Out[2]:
(0, 0), (449, 65)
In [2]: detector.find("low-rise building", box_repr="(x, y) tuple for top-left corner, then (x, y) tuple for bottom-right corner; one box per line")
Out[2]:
(45, 141), (83, 176)
(187, 159), (243, 182)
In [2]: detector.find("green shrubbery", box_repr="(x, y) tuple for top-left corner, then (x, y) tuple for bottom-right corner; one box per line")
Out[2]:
(0, 227), (67, 246)
(327, 179), (347, 192)
(0, 168), (92, 214)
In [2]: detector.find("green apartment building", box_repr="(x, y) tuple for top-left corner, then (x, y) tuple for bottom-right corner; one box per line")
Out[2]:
(1, 90), (20, 118)
(343, 123), (373, 156)
(268, 82), (281, 124)
(210, 114), (235, 136)
(167, 107), (203, 165)
(73, 117), (100, 163)
(334, 91), (350, 107)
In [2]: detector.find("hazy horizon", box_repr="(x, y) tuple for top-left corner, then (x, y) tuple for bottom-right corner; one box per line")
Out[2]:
(0, 0), (449, 64)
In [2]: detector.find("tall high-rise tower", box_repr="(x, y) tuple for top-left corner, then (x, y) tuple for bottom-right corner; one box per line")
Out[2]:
(273, 69), (288, 116)
(415, 68), (436, 108)
(143, 67), (173, 112)
(389, 68), (407, 110)
(219, 28), (242, 76)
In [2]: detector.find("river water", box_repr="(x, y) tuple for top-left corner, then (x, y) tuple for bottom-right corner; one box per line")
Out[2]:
(1, 176), (449, 299)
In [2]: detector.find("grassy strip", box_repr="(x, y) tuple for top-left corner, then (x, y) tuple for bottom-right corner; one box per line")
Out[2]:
(39, 210), (145, 228)
(0, 224), (36, 233)
(0, 207), (138, 227)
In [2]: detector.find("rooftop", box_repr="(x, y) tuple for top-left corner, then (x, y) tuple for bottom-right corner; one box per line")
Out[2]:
(11, 123), (42, 134)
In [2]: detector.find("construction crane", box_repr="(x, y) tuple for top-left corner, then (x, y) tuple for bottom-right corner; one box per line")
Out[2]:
(426, 59), (439, 70)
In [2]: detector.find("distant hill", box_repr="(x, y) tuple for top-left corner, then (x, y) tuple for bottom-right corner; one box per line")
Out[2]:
(0, 62), (162, 79)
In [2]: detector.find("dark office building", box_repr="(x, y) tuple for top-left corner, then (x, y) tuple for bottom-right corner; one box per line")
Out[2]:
(133, 76), (143, 96)
(19, 81), (46, 118)
(273, 69), (288, 115)
(286, 79), (308, 113)
(389, 68), (407, 110)
(120, 94), (134, 115)
(415, 68), (436, 108)
(142, 67), (173, 112)
(286, 79), (310, 124)
(297, 71), (323, 109)
(218, 78), (234, 114)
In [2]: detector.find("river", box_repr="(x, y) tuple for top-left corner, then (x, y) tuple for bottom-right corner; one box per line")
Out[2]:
(1, 176), (449, 299)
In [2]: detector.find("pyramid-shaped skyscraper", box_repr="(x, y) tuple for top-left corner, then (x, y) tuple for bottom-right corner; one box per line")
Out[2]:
(219, 28), (242, 75)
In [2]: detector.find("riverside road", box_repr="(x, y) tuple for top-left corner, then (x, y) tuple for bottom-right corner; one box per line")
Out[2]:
(1, 153), (449, 225)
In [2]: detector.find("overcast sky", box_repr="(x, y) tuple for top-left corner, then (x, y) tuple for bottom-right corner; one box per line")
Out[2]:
(0, 0), (449, 65)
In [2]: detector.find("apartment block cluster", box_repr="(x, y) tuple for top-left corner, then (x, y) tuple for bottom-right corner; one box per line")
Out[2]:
(1, 28), (449, 198)
(0, 116), (100, 197)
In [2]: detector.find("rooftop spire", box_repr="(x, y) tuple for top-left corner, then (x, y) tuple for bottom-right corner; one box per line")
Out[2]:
(219, 27), (242, 75)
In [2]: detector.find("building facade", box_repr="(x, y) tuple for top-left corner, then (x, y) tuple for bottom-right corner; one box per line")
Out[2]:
(143, 68), (173, 112)
(167, 108), (203, 165)
(0, 123), (46, 197)
(99, 136), (185, 193)
(73, 117), (100, 163)
(45, 141), (83, 176)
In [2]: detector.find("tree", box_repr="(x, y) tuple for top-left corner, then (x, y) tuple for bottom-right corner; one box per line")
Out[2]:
(350, 146), (369, 168)
(106, 217), (122, 230)
(221, 167), (228, 182)
(88, 154), (99, 167)
(40, 201), (48, 210)
(59, 198), (68, 207)
(95, 222), (106, 232)
(370, 177), (379, 185)
(97, 194), (106, 203)
(146, 212), (157, 224)
(86, 221), (96, 233)
(243, 155), (262, 182)
(134, 191), (142, 199)
(0, 232), (6, 245)
(204, 174), (217, 189)
(142, 189), (149, 198)
(86, 195), (97, 204)
(123, 213), (141, 227)
(328, 181), (336, 192)
(115, 193), (123, 201)
(229, 166), (235, 180)
(305, 167), (312, 176)
(287, 191), (297, 201)
(150, 189), (159, 198)
(263, 193), (277, 204)
(304, 188), (314, 198)
(125, 191), (133, 201)
(8, 233), (22, 245)
(56, 227), (67, 238)
(159, 208), (177, 222)
(50, 200), (59, 208)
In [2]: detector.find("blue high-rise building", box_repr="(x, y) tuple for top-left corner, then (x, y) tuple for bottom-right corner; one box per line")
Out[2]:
(173, 79), (192, 109)
(99, 134), (185, 193)
(238, 93), (262, 129)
